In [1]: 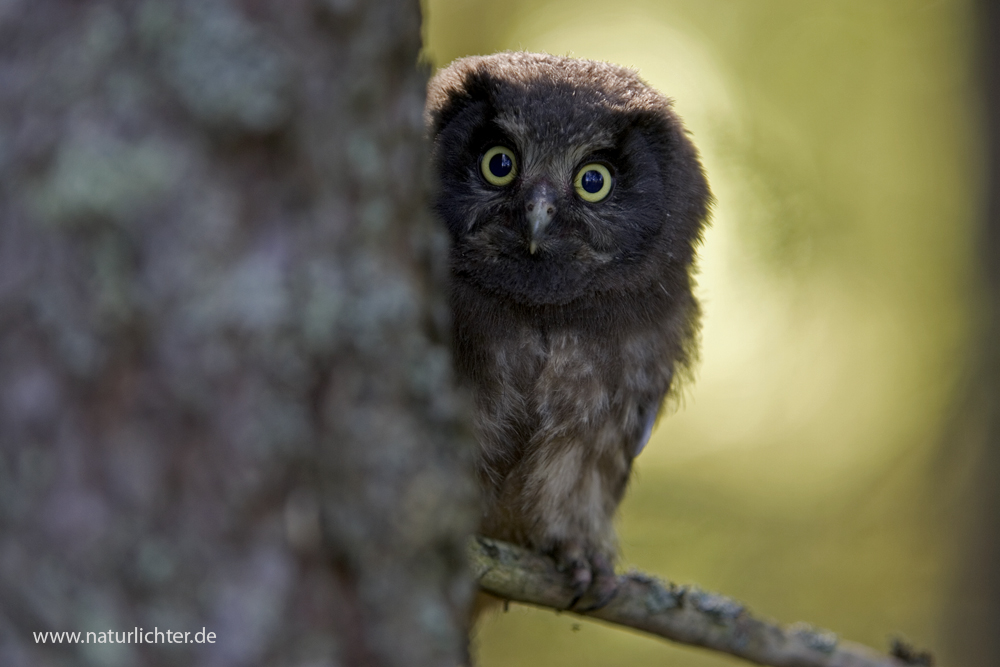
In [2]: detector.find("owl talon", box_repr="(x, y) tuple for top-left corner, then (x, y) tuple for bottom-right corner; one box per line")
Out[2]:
(578, 561), (619, 611)
(570, 561), (593, 592)
(553, 544), (618, 611)
(573, 553), (618, 611)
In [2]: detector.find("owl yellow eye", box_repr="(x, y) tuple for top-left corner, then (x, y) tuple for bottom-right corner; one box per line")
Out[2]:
(574, 163), (613, 202)
(481, 146), (517, 186)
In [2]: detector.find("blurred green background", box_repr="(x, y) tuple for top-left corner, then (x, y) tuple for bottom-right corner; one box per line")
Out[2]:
(422, 1), (980, 665)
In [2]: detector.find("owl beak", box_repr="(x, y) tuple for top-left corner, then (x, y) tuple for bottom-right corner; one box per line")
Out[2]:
(526, 183), (557, 255)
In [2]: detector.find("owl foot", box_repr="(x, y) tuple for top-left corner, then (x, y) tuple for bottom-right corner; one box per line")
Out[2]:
(551, 542), (619, 611)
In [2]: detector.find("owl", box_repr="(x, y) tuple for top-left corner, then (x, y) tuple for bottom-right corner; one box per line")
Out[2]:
(426, 52), (710, 607)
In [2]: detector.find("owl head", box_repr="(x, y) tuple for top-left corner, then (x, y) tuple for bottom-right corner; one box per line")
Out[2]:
(426, 52), (710, 308)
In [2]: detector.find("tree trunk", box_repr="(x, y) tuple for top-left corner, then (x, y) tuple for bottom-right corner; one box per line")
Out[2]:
(0, 2), (477, 666)
(948, 2), (1000, 664)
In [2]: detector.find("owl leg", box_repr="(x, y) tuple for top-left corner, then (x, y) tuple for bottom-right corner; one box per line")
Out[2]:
(480, 427), (631, 609)
(525, 441), (629, 610)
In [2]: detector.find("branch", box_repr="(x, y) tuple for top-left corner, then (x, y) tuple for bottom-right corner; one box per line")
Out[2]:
(469, 536), (931, 667)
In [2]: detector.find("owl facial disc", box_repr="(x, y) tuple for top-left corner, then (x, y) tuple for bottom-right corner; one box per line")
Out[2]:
(526, 181), (557, 254)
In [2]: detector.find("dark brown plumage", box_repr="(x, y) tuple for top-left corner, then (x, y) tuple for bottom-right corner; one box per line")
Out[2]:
(426, 52), (710, 606)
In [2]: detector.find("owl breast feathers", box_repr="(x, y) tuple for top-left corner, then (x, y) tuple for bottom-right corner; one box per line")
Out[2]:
(426, 52), (710, 607)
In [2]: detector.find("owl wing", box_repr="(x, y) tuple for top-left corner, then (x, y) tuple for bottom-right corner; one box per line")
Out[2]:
(631, 395), (665, 457)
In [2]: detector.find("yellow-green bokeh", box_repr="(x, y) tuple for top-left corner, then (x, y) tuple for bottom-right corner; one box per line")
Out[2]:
(423, 2), (979, 665)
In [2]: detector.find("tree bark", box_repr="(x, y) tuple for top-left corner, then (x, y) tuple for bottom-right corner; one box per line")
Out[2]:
(0, 2), (477, 666)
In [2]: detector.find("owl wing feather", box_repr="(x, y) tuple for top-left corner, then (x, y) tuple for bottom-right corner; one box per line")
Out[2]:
(632, 395), (662, 458)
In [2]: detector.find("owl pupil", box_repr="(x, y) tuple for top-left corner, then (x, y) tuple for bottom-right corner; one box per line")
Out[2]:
(489, 152), (513, 177)
(581, 169), (604, 193)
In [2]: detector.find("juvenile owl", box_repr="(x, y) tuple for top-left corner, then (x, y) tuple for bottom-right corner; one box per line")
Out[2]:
(426, 52), (710, 606)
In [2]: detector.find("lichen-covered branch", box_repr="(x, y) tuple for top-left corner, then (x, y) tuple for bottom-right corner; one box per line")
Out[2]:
(469, 536), (926, 667)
